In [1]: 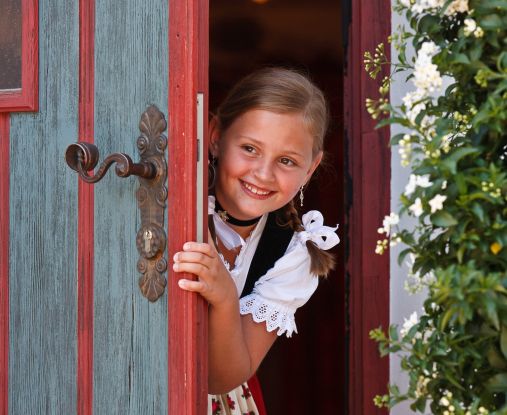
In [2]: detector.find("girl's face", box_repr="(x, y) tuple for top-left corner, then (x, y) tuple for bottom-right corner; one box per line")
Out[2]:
(211, 109), (322, 220)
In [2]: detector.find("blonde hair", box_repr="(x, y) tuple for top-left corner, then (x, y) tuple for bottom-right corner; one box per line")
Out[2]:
(216, 67), (329, 157)
(214, 67), (335, 277)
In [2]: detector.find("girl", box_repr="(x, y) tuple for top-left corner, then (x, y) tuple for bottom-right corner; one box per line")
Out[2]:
(172, 67), (339, 414)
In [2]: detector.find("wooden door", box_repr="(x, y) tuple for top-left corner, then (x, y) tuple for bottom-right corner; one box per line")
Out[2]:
(0, 0), (208, 414)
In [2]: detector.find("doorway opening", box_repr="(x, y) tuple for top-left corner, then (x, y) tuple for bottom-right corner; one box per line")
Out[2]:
(210, 1), (346, 413)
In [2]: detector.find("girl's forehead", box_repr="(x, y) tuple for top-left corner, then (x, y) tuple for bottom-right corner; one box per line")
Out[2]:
(223, 110), (315, 156)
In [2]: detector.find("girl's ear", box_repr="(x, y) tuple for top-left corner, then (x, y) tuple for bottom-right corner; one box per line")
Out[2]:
(304, 151), (323, 184)
(209, 116), (221, 157)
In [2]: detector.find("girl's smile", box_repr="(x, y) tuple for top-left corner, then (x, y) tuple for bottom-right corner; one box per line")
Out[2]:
(211, 109), (322, 220)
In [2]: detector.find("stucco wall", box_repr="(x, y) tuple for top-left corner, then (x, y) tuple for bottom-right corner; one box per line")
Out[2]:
(389, 3), (429, 414)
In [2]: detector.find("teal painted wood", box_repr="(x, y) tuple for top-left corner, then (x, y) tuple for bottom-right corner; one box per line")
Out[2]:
(8, 1), (79, 413)
(93, 0), (168, 413)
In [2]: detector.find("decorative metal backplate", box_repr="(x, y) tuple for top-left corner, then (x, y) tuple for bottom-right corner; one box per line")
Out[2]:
(135, 105), (168, 302)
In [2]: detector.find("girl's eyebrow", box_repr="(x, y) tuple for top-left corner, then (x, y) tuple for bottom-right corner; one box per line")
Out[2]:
(238, 135), (305, 158)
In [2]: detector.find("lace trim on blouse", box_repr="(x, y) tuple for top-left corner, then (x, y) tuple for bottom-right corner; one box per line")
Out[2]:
(239, 294), (297, 337)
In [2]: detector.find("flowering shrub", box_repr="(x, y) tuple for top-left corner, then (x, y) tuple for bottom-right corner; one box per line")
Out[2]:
(365, 0), (507, 413)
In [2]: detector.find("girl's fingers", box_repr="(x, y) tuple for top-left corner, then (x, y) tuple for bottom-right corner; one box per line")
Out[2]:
(182, 241), (215, 257)
(172, 261), (209, 277)
(174, 251), (213, 266)
(177, 278), (208, 293)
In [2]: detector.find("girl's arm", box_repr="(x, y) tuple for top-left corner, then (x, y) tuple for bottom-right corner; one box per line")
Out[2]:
(173, 240), (277, 394)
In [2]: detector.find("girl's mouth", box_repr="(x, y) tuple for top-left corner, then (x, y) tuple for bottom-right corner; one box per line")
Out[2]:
(240, 180), (274, 199)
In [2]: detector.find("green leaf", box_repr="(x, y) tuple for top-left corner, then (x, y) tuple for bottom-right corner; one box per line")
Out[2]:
(471, 203), (485, 222)
(440, 307), (455, 330)
(485, 373), (507, 392)
(397, 248), (413, 267)
(389, 325), (399, 342)
(479, 14), (504, 30)
(431, 211), (458, 227)
(450, 53), (470, 65)
(501, 325), (507, 360)
(441, 147), (479, 174)
(487, 345), (507, 370)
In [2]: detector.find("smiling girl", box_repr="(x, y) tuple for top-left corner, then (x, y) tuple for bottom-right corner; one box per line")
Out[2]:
(172, 67), (340, 414)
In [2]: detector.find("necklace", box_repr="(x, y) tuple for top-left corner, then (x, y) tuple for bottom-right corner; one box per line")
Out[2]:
(214, 198), (262, 227)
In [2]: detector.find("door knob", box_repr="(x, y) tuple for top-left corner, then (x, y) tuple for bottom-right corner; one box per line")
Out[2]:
(65, 105), (168, 302)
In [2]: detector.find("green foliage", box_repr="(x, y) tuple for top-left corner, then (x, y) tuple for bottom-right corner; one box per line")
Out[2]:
(365, 0), (507, 413)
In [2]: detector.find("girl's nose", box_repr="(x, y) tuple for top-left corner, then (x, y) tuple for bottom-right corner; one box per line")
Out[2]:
(253, 160), (275, 183)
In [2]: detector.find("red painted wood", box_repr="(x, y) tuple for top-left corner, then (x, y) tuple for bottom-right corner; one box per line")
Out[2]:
(0, 0), (38, 112)
(247, 376), (267, 415)
(344, 1), (391, 414)
(0, 114), (10, 415)
(168, 0), (208, 413)
(77, 1), (95, 414)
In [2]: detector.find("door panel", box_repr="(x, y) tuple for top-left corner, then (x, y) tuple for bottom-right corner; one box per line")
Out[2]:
(93, 0), (168, 412)
(4, 0), (208, 413)
(9, 1), (79, 413)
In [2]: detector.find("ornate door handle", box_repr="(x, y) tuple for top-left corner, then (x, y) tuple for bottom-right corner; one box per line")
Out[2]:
(65, 105), (168, 302)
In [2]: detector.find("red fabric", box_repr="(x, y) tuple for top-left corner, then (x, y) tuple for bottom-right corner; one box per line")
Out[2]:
(248, 375), (267, 415)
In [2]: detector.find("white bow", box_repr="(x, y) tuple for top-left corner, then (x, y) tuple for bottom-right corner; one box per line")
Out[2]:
(299, 210), (340, 251)
(208, 196), (245, 250)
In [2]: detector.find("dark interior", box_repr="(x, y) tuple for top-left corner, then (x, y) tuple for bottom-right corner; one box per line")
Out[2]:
(210, 1), (346, 413)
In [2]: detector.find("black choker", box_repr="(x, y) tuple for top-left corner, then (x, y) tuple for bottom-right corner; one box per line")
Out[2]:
(214, 198), (262, 227)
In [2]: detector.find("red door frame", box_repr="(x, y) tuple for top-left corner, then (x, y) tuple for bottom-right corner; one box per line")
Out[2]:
(168, 0), (209, 413)
(344, 0), (391, 414)
(0, 0), (38, 112)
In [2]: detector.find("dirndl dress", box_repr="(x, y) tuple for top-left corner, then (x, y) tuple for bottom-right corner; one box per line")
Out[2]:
(208, 383), (259, 415)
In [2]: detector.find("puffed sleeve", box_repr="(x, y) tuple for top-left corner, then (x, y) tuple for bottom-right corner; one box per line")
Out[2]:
(239, 236), (318, 337)
(239, 210), (339, 337)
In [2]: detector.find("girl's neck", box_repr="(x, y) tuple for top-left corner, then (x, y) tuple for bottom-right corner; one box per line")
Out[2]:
(213, 191), (262, 232)
(228, 221), (257, 240)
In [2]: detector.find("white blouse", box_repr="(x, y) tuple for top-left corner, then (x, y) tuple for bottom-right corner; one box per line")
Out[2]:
(208, 196), (339, 337)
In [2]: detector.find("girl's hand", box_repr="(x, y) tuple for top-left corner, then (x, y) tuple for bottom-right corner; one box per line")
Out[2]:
(172, 237), (237, 306)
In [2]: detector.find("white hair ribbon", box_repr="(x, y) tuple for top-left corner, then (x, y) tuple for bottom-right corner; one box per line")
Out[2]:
(299, 210), (340, 251)
(208, 196), (245, 250)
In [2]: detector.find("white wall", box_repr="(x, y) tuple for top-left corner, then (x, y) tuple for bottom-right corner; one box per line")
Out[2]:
(389, 3), (428, 414)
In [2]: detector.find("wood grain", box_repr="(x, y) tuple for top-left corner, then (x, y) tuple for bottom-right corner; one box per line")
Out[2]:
(344, 1), (391, 414)
(0, 113), (10, 415)
(168, 0), (209, 413)
(8, 0), (79, 412)
(93, 0), (168, 413)
(77, 0), (95, 413)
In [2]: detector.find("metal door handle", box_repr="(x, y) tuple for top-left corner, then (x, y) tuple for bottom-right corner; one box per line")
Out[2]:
(65, 105), (168, 302)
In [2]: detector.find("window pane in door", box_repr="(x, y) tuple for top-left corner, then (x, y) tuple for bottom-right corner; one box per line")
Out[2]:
(0, 0), (22, 90)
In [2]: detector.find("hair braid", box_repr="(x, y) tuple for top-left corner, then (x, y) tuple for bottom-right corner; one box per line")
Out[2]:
(276, 200), (336, 278)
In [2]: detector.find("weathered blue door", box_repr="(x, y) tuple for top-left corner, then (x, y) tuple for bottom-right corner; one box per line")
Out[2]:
(0, 0), (208, 413)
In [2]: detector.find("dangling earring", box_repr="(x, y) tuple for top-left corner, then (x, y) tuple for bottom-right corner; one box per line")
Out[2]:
(299, 185), (304, 207)
(208, 156), (217, 189)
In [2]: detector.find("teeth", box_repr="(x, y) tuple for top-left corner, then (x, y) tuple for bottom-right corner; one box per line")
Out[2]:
(244, 182), (270, 195)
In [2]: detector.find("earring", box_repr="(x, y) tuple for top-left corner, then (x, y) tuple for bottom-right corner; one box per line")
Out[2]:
(299, 185), (304, 207)
(208, 156), (217, 189)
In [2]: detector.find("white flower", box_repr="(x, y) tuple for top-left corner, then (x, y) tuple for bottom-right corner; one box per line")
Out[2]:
(404, 174), (433, 196)
(463, 18), (477, 36)
(474, 26), (484, 38)
(381, 213), (399, 236)
(419, 41), (440, 58)
(402, 89), (426, 108)
(400, 312), (419, 338)
(440, 396), (450, 407)
(403, 0), (468, 16)
(409, 197), (424, 217)
(414, 62), (442, 93)
(444, 0), (469, 15)
(429, 194), (447, 213)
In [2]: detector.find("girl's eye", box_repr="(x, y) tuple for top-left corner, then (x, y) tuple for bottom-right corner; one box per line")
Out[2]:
(242, 145), (256, 154)
(280, 157), (296, 166)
